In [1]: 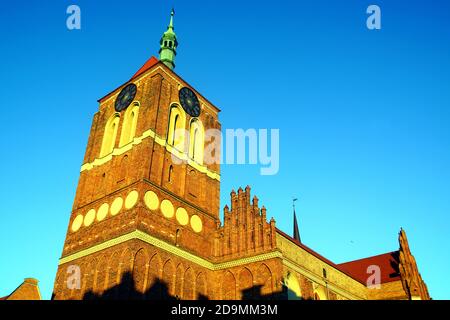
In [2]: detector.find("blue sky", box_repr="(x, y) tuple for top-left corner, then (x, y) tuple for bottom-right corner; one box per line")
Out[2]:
(0, 0), (449, 300)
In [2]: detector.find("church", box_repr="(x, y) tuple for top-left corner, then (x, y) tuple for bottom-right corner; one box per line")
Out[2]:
(52, 10), (430, 300)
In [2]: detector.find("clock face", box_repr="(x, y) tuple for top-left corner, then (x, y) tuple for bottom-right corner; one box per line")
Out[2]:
(115, 83), (137, 112)
(179, 87), (201, 117)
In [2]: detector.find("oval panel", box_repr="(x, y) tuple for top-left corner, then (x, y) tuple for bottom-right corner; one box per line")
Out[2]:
(71, 214), (84, 232)
(125, 190), (139, 209)
(176, 208), (189, 226)
(97, 203), (109, 221)
(84, 209), (96, 227)
(144, 191), (159, 211)
(190, 215), (203, 233)
(111, 197), (123, 216)
(161, 199), (174, 218)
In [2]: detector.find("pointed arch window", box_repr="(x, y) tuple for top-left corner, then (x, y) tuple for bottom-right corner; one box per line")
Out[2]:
(100, 113), (120, 158)
(189, 119), (204, 164)
(119, 102), (140, 147)
(171, 115), (179, 145)
(285, 272), (302, 300)
(168, 165), (174, 183)
(167, 104), (186, 151)
(314, 286), (328, 300)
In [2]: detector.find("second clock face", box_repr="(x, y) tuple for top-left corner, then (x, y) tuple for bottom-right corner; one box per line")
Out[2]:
(179, 87), (201, 117)
(115, 83), (137, 112)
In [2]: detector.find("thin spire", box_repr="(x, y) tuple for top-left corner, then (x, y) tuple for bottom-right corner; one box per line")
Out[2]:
(293, 198), (301, 243)
(159, 8), (178, 70)
(169, 8), (175, 29)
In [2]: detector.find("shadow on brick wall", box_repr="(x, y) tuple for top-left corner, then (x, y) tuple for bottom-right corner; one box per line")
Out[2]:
(81, 272), (176, 300)
(52, 272), (310, 301)
(54, 271), (308, 300)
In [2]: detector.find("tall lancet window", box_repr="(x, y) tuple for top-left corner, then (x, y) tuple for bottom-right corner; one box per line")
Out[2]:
(167, 104), (186, 151)
(100, 113), (120, 158)
(189, 119), (204, 164)
(119, 102), (140, 147)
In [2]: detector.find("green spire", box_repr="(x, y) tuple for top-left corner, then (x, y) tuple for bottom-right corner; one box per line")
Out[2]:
(169, 8), (174, 29)
(159, 9), (178, 70)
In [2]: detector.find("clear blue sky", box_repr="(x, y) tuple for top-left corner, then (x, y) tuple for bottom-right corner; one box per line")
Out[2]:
(0, 0), (449, 300)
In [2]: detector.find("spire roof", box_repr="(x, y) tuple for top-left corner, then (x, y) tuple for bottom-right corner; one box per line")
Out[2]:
(169, 8), (175, 29)
(159, 9), (178, 69)
(293, 199), (301, 243)
(163, 8), (176, 38)
(293, 211), (301, 243)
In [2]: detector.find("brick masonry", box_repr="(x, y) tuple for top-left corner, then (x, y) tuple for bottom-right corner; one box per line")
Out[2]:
(52, 60), (430, 300)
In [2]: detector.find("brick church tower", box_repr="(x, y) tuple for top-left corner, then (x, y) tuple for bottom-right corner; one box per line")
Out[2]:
(52, 10), (226, 299)
(52, 10), (430, 301)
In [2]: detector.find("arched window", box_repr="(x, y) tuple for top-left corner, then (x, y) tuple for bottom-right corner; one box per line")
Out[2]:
(168, 165), (174, 183)
(192, 128), (199, 154)
(285, 272), (301, 300)
(189, 119), (205, 164)
(171, 115), (179, 145)
(119, 102), (139, 147)
(314, 286), (328, 300)
(100, 113), (120, 158)
(167, 104), (186, 151)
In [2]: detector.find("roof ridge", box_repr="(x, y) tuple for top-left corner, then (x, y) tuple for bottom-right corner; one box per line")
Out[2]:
(97, 56), (221, 113)
(338, 251), (399, 266)
(276, 228), (370, 285)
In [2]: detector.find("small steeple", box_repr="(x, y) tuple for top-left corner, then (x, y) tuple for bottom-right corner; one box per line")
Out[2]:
(293, 198), (301, 243)
(159, 8), (178, 70)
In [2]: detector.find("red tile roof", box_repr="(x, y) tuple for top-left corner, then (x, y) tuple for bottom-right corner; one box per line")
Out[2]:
(130, 56), (159, 80)
(338, 251), (401, 284)
(97, 56), (160, 103)
(97, 55), (220, 113)
(276, 228), (401, 285)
